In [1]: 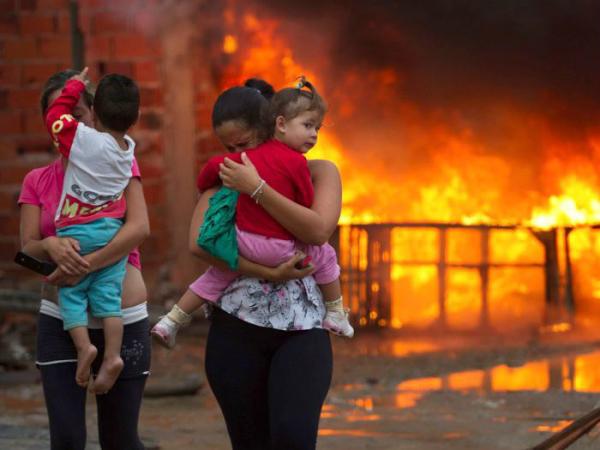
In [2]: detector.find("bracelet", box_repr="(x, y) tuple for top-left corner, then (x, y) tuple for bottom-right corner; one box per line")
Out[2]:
(250, 179), (266, 203)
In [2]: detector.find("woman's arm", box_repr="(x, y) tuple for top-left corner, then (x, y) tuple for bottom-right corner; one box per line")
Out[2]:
(20, 204), (89, 275)
(189, 188), (314, 282)
(45, 178), (150, 284)
(219, 154), (341, 245)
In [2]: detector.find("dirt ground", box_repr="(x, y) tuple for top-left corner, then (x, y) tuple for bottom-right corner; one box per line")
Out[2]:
(2, 323), (600, 449)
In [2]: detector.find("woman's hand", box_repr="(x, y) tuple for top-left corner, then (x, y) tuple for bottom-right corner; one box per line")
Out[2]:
(43, 236), (90, 276)
(265, 252), (315, 283)
(46, 266), (85, 286)
(219, 152), (262, 194)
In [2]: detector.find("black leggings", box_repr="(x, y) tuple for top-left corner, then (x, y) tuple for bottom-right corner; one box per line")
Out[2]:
(37, 314), (151, 450)
(205, 309), (333, 450)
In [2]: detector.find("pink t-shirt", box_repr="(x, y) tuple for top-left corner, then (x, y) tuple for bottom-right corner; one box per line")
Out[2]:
(18, 158), (142, 270)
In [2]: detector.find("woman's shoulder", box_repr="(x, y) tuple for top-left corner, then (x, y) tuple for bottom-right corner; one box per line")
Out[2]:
(307, 159), (340, 178)
(22, 159), (62, 188)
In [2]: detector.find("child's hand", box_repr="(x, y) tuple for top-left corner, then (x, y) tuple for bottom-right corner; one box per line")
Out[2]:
(69, 67), (89, 86)
(219, 152), (261, 194)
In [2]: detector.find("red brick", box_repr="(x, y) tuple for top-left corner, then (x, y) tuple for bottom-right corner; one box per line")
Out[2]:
(91, 11), (128, 34)
(98, 61), (133, 77)
(137, 111), (162, 130)
(38, 35), (71, 59)
(0, 213), (19, 234)
(0, 190), (19, 212)
(131, 9), (157, 34)
(78, 0), (108, 11)
(0, 88), (7, 108)
(0, 13), (18, 33)
(131, 131), (162, 155)
(112, 33), (159, 59)
(133, 60), (159, 84)
(0, 111), (23, 134)
(0, 1), (17, 11)
(19, 13), (56, 34)
(55, 11), (70, 32)
(0, 165), (31, 185)
(0, 141), (18, 161)
(195, 136), (221, 158)
(142, 183), (165, 205)
(7, 88), (39, 108)
(0, 64), (21, 86)
(15, 137), (52, 155)
(36, 0), (70, 9)
(140, 87), (162, 108)
(21, 62), (60, 85)
(85, 35), (111, 59)
(195, 108), (212, 131)
(3, 37), (37, 60)
(135, 155), (163, 179)
(0, 241), (21, 271)
(139, 235), (166, 260)
(18, 0), (36, 11)
(23, 110), (45, 133)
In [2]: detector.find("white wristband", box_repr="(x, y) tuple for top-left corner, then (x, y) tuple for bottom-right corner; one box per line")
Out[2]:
(250, 179), (266, 201)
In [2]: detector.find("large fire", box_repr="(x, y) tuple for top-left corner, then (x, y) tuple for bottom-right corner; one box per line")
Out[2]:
(215, 5), (600, 330)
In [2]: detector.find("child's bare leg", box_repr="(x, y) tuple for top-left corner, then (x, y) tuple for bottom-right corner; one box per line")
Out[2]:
(177, 289), (206, 314)
(69, 326), (98, 387)
(319, 279), (354, 338)
(151, 289), (206, 349)
(92, 317), (124, 394)
(319, 280), (342, 303)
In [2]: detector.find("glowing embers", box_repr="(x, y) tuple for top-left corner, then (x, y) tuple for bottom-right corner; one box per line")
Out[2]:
(339, 224), (547, 330)
(222, 35), (238, 54)
(533, 420), (573, 433)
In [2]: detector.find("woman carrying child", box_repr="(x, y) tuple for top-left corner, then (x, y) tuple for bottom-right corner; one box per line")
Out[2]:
(156, 78), (346, 449)
(19, 69), (150, 450)
(153, 77), (352, 345)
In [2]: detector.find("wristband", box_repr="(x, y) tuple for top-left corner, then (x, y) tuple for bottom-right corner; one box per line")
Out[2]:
(250, 179), (266, 203)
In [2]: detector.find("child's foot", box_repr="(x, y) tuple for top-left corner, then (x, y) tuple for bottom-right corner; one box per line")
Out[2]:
(151, 316), (180, 349)
(75, 344), (98, 387)
(323, 309), (354, 338)
(92, 356), (124, 395)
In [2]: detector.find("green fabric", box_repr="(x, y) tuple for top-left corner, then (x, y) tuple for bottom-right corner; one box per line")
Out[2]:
(197, 187), (239, 270)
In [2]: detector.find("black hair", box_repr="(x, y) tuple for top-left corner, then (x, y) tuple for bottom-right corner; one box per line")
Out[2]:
(93, 74), (140, 132)
(211, 78), (274, 140)
(244, 78), (275, 100)
(268, 76), (327, 135)
(40, 69), (94, 114)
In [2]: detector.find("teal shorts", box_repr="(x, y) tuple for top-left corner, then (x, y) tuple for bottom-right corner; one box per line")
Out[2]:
(57, 218), (126, 330)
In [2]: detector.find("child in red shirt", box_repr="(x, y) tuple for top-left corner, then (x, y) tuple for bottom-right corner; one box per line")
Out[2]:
(152, 78), (353, 347)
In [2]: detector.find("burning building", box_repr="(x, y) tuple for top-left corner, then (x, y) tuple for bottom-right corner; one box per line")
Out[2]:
(2, 0), (600, 333)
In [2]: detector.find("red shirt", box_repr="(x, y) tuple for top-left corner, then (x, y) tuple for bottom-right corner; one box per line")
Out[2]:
(197, 139), (313, 240)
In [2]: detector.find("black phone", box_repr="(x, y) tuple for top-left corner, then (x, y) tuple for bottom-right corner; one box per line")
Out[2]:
(14, 251), (57, 276)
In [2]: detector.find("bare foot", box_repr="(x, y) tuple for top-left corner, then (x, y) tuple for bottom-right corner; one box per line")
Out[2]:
(75, 344), (98, 387)
(92, 356), (124, 395)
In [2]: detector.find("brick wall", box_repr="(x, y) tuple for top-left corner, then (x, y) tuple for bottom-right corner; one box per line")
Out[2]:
(0, 0), (224, 301)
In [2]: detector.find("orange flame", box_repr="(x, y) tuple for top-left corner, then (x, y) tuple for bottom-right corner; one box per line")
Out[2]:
(216, 5), (600, 329)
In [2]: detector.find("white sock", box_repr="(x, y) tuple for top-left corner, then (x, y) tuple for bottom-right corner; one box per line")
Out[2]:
(325, 296), (344, 313)
(166, 304), (192, 327)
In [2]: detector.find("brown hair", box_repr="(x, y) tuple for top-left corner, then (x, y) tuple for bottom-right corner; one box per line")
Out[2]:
(267, 76), (327, 135)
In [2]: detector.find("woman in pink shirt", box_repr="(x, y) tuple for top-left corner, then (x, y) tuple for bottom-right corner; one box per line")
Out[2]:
(18, 70), (150, 450)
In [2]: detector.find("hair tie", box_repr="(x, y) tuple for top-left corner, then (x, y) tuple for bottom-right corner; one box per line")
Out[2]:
(296, 76), (307, 89)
